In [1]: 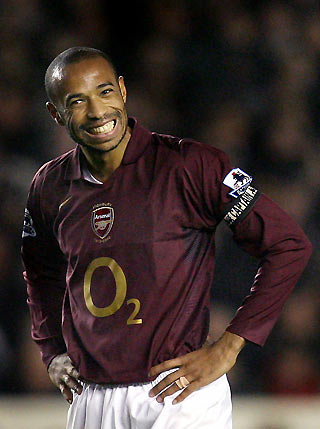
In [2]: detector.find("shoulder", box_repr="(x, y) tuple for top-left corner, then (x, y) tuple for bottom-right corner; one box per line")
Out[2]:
(151, 131), (231, 177)
(31, 149), (76, 191)
(26, 149), (77, 224)
(151, 131), (229, 164)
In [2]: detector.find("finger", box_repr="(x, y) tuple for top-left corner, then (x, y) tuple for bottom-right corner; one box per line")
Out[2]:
(66, 366), (80, 380)
(62, 374), (83, 395)
(59, 383), (73, 404)
(154, 382), (182, 403)
(149, 358), (181, 377)
(65, 367), (83, 394)
(172, 382), (200, 405)
(149, 370), (181, 397)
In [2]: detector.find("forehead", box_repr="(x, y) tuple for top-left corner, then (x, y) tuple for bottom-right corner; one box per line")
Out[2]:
(56, 56), (117, 101)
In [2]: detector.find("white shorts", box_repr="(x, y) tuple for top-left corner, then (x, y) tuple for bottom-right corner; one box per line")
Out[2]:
(67, 372), (232, 429)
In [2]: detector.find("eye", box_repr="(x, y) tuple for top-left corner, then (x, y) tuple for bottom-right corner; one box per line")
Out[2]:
(101, 88), (113, 96)
(70, 99), (83, 106)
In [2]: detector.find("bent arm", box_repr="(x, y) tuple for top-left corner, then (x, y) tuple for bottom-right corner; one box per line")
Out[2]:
(225, 194), (312, 345)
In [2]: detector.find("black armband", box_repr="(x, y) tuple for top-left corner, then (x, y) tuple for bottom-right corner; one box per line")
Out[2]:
(223, 186), (261, 227)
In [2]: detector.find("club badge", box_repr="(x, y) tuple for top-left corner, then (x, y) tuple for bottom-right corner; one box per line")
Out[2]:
(223, 168), (252, 198)
(91, 204), (114, 239)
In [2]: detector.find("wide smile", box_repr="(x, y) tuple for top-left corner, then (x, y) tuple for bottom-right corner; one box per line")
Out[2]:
(84, 119), (118, 141)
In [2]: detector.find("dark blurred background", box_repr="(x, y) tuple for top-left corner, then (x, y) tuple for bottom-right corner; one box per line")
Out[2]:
(1, 0), (319, 398)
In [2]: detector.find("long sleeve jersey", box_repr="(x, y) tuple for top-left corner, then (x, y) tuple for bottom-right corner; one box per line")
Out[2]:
(21, 118), (312, 384)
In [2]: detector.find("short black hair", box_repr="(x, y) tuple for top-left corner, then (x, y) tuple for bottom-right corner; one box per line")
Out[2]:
(45, 47), (117, 103)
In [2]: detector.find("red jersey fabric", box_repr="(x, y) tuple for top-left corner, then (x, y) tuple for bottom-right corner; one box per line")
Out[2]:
(21, 118), (312, 384)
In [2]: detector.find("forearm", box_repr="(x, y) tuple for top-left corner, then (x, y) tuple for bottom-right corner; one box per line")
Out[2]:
(27, 281), (67, 367)
(226, 239), (312, 345)
(228, 194), (312, 345)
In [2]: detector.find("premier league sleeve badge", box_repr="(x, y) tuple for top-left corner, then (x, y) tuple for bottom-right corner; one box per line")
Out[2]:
(22, 208), (37, 238)
(222, 168), (261, 227)
(223, 168), (253, 198)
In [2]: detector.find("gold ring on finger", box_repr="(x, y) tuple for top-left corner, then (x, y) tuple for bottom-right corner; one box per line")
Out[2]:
(175, 376), (190, 389)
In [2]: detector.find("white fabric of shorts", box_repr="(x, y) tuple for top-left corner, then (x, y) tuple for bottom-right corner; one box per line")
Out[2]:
(67, 371), (232, 429)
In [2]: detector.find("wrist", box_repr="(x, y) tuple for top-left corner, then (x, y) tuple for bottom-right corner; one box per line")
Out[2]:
(215, 331), (246, 356)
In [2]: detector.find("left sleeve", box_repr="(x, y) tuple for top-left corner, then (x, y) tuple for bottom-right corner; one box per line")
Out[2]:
(225, 193), (312, 346)
(21, 172), (68, 368)
(182, 143), (312, 346)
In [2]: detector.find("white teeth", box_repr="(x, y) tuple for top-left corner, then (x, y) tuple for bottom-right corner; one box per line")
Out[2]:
(90, 120), (115, 135)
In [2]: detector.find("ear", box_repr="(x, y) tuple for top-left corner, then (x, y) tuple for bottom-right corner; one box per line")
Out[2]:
(46, 102), (65, 126)
(118, 76), (127, 103)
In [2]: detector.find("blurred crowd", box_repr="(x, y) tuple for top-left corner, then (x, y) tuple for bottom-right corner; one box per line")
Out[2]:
(1, 0), (320, 396)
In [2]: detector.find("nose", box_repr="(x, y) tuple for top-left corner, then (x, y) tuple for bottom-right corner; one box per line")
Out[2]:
(87, 97), (105, 120)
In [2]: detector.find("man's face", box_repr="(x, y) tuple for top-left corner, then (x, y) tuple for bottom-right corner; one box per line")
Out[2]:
(52, 56), (129, 153)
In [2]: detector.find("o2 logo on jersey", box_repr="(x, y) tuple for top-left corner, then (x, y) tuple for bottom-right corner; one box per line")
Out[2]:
(91, 203), (114, 239)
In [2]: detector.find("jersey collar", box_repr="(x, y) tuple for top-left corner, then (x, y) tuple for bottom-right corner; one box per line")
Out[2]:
(64, 117), (152, 180)
(122, 117), (152, 165)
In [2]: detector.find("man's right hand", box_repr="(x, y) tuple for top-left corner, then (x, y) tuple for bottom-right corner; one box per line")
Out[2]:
(48, 353), (83, 404)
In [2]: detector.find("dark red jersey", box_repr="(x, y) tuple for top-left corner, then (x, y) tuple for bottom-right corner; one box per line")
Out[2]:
(21, 118), (312, 384)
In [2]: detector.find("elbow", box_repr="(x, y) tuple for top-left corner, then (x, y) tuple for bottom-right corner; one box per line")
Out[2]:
(305, 237), (313, 260)
(299, 233), (313, 266)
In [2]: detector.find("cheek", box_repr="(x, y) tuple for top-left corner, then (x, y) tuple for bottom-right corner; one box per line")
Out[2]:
(66, 114), (80, 138)
(109, 96), (125, 111)
(66, 112), (80, 129)
(66, 114), (74, 130)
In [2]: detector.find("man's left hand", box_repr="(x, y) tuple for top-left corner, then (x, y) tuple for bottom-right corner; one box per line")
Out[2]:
(148, 331), (245, 405)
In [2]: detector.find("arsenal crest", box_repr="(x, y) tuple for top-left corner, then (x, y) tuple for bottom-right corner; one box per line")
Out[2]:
(91, 204), (114, 239)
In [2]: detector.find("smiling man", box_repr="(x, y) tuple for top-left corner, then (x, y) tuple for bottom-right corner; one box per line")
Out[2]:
(22, 47), (312, 429)
(45, 51), (131, 182)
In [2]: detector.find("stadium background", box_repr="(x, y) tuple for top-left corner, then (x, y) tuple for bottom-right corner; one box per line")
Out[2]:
(1, 0), (320, 427)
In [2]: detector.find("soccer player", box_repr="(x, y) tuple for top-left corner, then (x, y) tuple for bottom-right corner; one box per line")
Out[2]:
(21, 47), (312, 429)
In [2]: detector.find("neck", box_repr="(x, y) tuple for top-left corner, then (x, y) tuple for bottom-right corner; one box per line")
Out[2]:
(81, 127), (132, 182)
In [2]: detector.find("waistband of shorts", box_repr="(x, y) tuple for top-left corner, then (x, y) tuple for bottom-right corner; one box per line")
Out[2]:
(81, 368), (179, 389)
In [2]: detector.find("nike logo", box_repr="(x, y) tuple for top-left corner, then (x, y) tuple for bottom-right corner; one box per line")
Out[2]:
(59, 196), (72, 211)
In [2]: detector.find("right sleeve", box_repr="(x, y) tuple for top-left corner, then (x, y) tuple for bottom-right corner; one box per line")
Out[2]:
(21, 175), (67, 368)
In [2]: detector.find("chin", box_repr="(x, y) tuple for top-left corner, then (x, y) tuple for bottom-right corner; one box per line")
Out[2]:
(82, 140), (121, 153)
